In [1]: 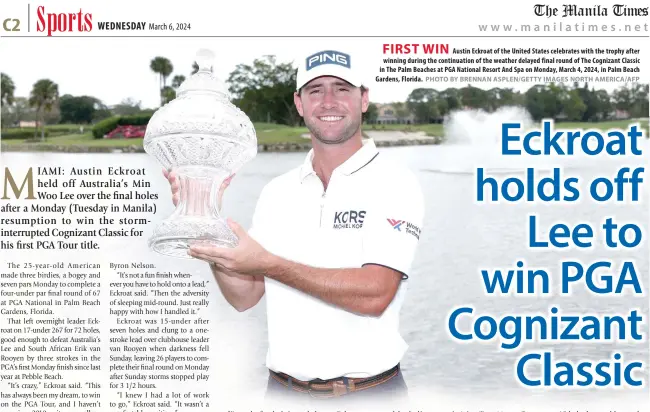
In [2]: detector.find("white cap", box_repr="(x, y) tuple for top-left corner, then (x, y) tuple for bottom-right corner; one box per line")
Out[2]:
(296, 50), (363, 91)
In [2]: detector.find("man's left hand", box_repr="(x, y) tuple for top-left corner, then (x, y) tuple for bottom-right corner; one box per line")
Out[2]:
(189, 219), (273, 276)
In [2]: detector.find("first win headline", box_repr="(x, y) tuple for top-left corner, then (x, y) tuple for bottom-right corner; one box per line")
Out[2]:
(447, 120), (646, 388)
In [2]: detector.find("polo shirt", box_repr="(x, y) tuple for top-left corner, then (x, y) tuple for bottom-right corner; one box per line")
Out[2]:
(248, 139), (425, 381)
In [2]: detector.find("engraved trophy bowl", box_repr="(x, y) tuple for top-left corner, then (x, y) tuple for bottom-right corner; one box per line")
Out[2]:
(144, 49), (257, 258)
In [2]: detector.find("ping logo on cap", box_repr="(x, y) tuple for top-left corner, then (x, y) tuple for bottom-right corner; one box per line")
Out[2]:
(306, 50), (350, 71)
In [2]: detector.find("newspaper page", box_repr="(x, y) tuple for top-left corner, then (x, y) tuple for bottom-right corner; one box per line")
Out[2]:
(0, 0), (648, 411)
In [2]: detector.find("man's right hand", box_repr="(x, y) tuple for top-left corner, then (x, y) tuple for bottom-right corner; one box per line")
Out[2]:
(162, 168), (234, 209)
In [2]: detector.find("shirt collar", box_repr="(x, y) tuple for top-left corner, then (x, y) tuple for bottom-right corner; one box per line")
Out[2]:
(299, 138), (379, 181)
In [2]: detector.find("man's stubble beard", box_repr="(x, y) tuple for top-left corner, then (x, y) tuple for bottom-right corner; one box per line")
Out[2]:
(306, 113), (362, 145)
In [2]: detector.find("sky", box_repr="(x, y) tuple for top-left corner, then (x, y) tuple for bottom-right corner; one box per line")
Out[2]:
(0, 36), (647, 110)
(2, 38), (310, 109)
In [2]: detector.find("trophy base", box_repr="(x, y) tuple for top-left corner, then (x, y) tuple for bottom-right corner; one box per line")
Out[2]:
(148, 216), (238, 259)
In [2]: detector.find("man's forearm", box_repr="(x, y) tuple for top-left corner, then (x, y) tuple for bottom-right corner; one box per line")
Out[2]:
(210, 264), (264, 312)
(262, 255), (400, 316)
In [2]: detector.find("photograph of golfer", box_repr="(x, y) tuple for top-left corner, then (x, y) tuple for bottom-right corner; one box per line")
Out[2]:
(164, 49), (424, 406)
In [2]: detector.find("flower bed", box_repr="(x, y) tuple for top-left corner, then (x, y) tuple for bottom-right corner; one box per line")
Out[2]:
(104, 125), (147, 139)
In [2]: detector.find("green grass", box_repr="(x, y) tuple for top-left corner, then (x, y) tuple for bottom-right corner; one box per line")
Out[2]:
(46, 124), (89, 131)
(364, 120), (648, 137)
(254, 123), (311, 144)
(1, 123), (312, 148)
(2, 120), (647, 150)
(1, 132), (134, 147)
(553, 119), (648, 135)
(365, 123), (444, 135)
(365, 119), (649, 138)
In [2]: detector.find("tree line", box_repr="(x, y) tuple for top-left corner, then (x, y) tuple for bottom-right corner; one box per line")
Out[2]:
(393, 82), (648, 124)
(219, 56), (648, 125)
(2, 55), (648, 138)
(0, 56), (196, 138)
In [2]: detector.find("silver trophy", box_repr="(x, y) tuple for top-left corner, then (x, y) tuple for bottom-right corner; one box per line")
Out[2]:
(144, 49), (257, 258)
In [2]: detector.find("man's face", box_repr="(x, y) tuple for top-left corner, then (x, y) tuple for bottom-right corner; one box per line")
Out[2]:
(294, 76), (369, 145)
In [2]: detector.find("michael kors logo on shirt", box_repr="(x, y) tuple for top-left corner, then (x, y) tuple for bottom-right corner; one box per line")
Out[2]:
(333, 210), (366, 229)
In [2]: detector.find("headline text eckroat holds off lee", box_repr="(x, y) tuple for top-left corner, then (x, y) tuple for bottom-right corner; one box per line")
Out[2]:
(448, 120), (646, 388)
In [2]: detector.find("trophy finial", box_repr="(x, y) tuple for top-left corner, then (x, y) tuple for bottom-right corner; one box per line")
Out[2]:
(195, 49), (214, 72)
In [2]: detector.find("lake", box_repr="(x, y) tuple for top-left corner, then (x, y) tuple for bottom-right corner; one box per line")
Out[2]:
(1, 142), (648, 410)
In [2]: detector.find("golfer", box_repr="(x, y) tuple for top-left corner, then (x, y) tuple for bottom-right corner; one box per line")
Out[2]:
(164, 49), (424, 406)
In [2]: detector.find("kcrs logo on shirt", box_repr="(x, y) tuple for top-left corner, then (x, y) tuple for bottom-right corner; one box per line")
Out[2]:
(387, 218), (421, 240)
(333, 210), (366, 229)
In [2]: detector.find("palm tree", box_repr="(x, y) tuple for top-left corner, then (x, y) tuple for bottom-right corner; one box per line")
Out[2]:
(28, 79), (59, 141)
(150, 57), (173, 106)
(191, 61), (212, 74)
(171, 75), (185, 89)
(1, 73), (16, 129)
(161, 86), (176, 105)
(1, 73), (15, 107)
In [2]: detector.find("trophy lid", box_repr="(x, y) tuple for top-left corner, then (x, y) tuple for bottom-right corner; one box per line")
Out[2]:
(143, 49), (257, 172)
(176, 49), (231, 99)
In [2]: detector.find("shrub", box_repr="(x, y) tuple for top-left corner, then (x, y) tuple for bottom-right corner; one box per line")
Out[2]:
(47, 125), (87, 136)
(92, 116), (121, 139)
(1, 128), (50, 140)
(92, 112), (154, 138)
(120, 113), (153, 126)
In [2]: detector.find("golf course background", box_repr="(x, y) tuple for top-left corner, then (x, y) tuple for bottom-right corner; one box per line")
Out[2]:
(1, 55), (648, 152)
(1, 119), (647, 152)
